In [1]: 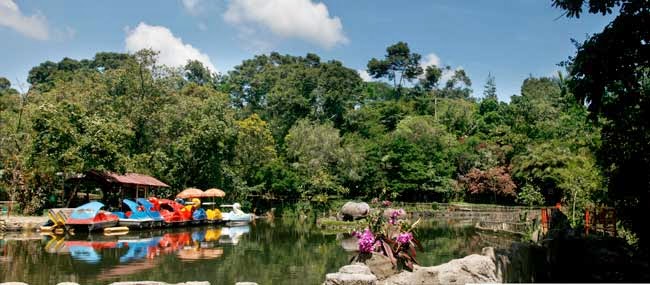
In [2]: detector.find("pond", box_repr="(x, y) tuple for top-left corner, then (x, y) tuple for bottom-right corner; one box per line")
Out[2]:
(0, 218), (517, 284)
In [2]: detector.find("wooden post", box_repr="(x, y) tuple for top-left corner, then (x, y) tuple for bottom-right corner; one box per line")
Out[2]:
(541, 208), (549, 235)
(585, 208), (591, 235)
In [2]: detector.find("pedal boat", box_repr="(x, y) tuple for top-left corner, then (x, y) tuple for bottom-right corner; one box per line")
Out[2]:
(65, 201), (119, 232)
(112, 199), (155, 229)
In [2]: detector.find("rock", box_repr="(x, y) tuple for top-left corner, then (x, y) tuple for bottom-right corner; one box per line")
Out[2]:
(364, 253), (398, 279)
(0, 283), (30, 285)
(339, 264), (373, 275)
(379, 247), (499, 284)
(110, 281), (210, 285)
(341, 236), (359, 251)
(323, 263), (377, 285)
(340, 202), (370, 221)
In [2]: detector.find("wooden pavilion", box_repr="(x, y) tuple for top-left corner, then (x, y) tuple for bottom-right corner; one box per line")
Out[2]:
(65, 170), (170, 207)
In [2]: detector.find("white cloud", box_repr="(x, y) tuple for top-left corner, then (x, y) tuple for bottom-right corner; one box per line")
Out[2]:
(357, 69), (373, 82)
(181, 0), (202, 15)
(125, 22), (217, 72)
(0, 0), (49, 40)
(421, 53), (441, 68)
(224, 0), (348, 49)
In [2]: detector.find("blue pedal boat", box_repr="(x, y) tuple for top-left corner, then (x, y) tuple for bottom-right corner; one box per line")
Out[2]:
(112, 199), (154, 229)
(136, 198), (165, 227)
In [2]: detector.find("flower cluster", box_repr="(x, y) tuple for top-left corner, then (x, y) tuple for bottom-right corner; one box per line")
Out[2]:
(351, 199), (422, 271)
(396, 232), (413, 245)
(354, 228), (376, 253)
(389, 208), (405, 225)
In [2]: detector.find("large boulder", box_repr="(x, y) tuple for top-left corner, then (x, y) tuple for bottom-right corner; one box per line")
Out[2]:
(339, 202), (370, 221)
(323, 263), (377, 285)
(365, 253), (399, 280)
(379, 248), (499, 284)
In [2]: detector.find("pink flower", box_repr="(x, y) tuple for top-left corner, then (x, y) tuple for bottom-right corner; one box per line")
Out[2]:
(389, 208), (405, 225)
(382, 200), (392, 207)
(358, 228), (375, 253)
(396, 232), (413, 245)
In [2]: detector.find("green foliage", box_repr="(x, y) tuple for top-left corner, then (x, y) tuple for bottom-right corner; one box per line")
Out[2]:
(483, 73), (497, 100)
(516, 184), (546, 206)
(0, 41), (607, 216)
(367, 41), (423, 93)
(554, 0), (648, 245)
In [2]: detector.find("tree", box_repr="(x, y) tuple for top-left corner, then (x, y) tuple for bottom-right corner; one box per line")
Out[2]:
(461, 166), (516, 204)
(382, 116), (458, 200)
(553, 0), (649, 245)
(285, 119), (350, 200)
(234, 114), (277, 193)
(0, 77), (11, 91)
(439, 68), (473, 99)
(184, 60), (216, 87)
(420, 65), (443, 91)
(367, 42), (423, 94)
(483, 73), (497, 100)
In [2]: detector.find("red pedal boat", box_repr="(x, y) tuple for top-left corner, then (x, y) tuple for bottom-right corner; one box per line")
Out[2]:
(65, 201), (119, 232)
(149, 198), (191, 226)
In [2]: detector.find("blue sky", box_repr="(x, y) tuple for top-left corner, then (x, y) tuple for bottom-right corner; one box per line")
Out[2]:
(1, 0), (615, 101)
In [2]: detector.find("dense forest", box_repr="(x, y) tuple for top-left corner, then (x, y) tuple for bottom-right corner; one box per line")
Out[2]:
(0, 0), (647, 247)
(0, 44), (602, 212)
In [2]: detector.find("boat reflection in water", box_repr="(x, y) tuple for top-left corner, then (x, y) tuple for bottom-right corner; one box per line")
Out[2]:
(42, 225), (250, 278)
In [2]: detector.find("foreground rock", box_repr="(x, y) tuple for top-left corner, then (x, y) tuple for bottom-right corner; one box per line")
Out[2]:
(379, 248), (499, 285)
(324, 248), (500, 285)
(323, 263), (377, 285)
(0, 279), (259, 285)
(110, 281), (210, 285)
(339, 202), (370, 221)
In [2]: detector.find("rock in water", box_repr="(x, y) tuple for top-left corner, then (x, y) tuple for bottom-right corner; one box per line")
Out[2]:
(340, 202), (370, 221)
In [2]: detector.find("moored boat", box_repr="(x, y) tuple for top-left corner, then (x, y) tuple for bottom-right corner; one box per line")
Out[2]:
(112, 199), (155, 229)
(153, 198), (191, 226)
(221, 203), (254, 225)
(136, 198), (165, 227)
(187, 198), (207, 225)
(65, 201), (119, 232)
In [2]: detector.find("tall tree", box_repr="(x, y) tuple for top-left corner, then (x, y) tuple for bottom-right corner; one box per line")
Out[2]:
(439, 68), (473, 99)
(553, 0), (650, 246)
(367, 42), (423, 95)
(483, 73), (497, 100)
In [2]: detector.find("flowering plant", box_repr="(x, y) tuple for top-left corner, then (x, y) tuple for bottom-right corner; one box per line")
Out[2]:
(351, 199), (423, 271)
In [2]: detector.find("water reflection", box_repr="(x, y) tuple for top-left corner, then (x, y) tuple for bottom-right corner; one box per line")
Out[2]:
(44, 225), (249, 267)
(1, 219), (516, 285)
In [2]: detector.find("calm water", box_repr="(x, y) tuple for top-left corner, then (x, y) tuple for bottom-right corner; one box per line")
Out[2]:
(0, 218), (513, 284)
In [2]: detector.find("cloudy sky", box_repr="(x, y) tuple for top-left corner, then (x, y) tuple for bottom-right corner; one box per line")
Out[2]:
(1, 0), (614, 101)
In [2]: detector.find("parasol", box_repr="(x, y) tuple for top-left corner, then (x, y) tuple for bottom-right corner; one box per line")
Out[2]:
(176, 188), (204, 199)
(202, 188), (226, 198)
